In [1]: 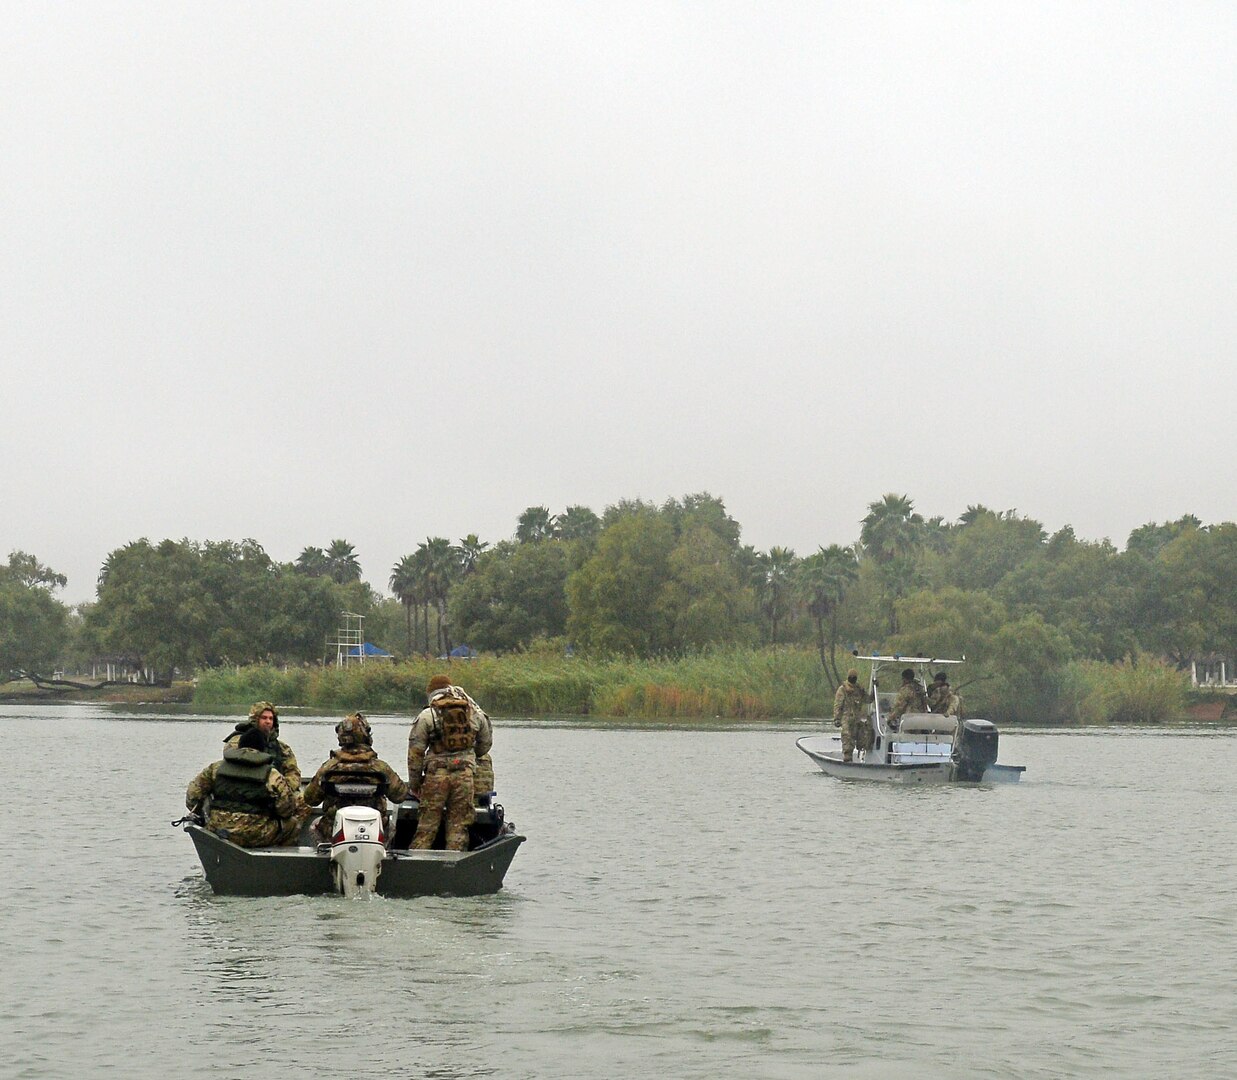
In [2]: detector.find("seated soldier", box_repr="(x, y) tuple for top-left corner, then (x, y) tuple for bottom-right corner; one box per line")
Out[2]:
(927, 672), (962, 718)
(185, 727), (302, 847)
(885, 668), (929, 731)
(303, 712), (410, 842)
(224, 700), (302, 789)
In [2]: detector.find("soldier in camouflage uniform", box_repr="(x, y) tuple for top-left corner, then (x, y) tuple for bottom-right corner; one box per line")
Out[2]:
(303, 712), (410, 841)
(185, 727), (302, 847)
(885, 668), (929, 731)
(832, 668), (872, 762)
(436, 680), (496, 795)
(927, 672), (962, 718)
(408, 674), (493, 850)
(224, 701), (302, 790)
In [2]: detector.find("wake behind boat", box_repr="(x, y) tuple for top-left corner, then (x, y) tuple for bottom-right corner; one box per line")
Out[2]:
(797, 654), (1025, 784)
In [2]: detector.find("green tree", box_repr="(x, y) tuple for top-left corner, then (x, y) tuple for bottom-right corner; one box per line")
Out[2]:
(567, 509), (676, 653)
(0, 552), (70, 675)
(661, 525), (759, 649)
(516, 506), (556, 544)
(860, 493), (925, 633)
(389, 554), (421, 655)
(796, 544), (859, 686)
(450, 540), (570, 651)
(755, 546), (798, 645)
(294, 546), (330, 578)
(325, 539), (362, 584)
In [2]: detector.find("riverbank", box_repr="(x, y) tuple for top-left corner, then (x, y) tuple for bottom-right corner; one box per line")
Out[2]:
(0, 679), (193, 706)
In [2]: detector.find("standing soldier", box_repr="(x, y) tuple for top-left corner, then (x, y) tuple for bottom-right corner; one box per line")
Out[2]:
(225, 701), (302, 790)
(408, 674), (493, 850)
(833, 668), (872, 763)
(185, 727), (303, 847)
(303, 712), (410, 841)
(886, 668), (929, 731)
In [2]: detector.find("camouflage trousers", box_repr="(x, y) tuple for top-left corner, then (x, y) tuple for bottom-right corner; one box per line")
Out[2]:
(840, 717), (874, 759)
(413, 764), (475, 851)
(207, 809), (300, 848)
(474, 753), (495, 796)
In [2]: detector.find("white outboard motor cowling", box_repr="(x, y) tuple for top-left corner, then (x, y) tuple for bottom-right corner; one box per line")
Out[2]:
(330, 806), (386, 897)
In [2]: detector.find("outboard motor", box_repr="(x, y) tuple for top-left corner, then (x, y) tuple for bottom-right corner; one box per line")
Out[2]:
(329, 806), (386, 897)
(951, 718), (1000, 782)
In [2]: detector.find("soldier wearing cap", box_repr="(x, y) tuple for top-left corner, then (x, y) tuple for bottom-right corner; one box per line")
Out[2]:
(886, 668), (929, 731)
(224, 701), (302, 790)
(185, 727), (303, 847)
(407, 675), (493, 850)
(832, 668), (873, 763)
(303, 712), (410, 842)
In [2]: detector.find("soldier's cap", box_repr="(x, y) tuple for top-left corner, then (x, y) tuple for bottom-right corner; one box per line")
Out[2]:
(901, 668), (915, 681)
(238, 727), (267, 751)
(934, 672), (948, 683)
(336, 711), (372, 746)
(847, 668), (859, 680)
(249, 700), (278, 721)
(426, 674), (452, 695)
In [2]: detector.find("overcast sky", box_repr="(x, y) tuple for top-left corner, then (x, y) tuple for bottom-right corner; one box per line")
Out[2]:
(3, 3), (1234, 604)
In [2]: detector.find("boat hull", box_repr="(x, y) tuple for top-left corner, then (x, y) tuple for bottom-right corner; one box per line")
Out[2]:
(796, 736), (1025, 784)
(187, 825), (525, 898)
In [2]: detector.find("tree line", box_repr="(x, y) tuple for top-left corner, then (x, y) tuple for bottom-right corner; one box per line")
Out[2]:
(2, 494), (1234, 708)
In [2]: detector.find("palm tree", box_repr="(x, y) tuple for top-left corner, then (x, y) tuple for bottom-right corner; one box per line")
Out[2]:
(860, 494), (925, 635)
(755, 546), (798, 645)
(860, 494), (924, 563)
(557, 505), (601, 543)
(459, 534), (489, 575)
(389, 554), (420, 655)
(422, 537), (462, 655)
(324, 540), (362, 584)
(294, 546), (329, 578)
(796, 544), (859, 686)
(516, 506), (556, 544)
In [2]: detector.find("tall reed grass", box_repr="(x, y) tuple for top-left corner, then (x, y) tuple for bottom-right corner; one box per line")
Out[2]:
(1056, 656), (1188, 725)
(193, 647), (835, 718)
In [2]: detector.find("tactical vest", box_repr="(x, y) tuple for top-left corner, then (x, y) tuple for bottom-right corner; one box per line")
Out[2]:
(323, 765), (388, 806)
(429, 699), (474, 754)
(212, 749), (277, 815)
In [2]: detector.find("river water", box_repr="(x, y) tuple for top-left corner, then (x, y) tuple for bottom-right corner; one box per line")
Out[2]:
(1, 705), (1233, 1079)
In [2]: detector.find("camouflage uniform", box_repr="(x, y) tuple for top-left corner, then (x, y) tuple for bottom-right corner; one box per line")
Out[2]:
(886, 677), (929, 729)
(927, 681), (962, 718)
(833, 679), (872, 760)
(304, 745), (410, 842)
(225, 703), (302, 790)
(408, 690), (493, 851)
(185, 746), (302, 848)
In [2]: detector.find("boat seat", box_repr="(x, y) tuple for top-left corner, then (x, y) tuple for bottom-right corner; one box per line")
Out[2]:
(893, 713), (959, 736)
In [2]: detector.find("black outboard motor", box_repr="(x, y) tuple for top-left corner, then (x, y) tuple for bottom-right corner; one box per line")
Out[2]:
(951, 719), (999, 781)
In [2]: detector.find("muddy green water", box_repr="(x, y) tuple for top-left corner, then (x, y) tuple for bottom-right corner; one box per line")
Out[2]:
(1, 706), (1233, 1078)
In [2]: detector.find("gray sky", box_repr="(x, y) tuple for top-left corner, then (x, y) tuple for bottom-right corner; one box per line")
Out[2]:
(3, 3), (1234, 604)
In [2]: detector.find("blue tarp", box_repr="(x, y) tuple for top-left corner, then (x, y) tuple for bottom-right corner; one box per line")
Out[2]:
(346, 642), (393, 657)
(449, 645), (477, 658)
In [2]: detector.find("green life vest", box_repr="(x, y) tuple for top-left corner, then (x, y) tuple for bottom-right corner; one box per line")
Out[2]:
(212, 747), (277, 815)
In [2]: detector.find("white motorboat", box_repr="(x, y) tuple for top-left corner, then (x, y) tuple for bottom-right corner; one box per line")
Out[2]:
(797, 654), (1025, 784)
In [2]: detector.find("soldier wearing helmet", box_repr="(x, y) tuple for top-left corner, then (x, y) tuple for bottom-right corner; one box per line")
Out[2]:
(186, 726), (303, 848)
(303, 712), (410, 842)
(407, 675), (493, 850)
(223, 701), (302, 789)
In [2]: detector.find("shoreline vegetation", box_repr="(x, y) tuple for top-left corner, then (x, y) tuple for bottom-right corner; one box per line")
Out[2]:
(0, 647), (1213, 726)
(197, 646), (1226, 726)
